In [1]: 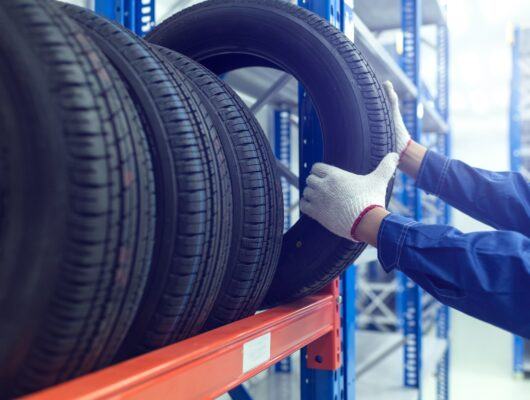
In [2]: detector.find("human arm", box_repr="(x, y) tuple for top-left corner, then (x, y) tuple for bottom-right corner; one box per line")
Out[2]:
(377, 213), (530, 338)
(384, 81), (530, 235)
(300, 151), (530, 338)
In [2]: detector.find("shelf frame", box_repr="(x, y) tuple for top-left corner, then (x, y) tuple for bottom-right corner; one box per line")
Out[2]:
(510, 26), (530, 378)
(25, 282), (341, 400)
(95, 0), (154, 36)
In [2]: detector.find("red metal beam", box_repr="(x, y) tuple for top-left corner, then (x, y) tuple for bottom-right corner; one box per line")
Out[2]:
(306, 279), (341, 370)
(25, 281), (340, 400)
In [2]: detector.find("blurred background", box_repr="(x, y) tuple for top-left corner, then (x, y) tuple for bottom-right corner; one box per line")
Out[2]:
(63, 1), (530, 399)
(438, 1), (530, 399)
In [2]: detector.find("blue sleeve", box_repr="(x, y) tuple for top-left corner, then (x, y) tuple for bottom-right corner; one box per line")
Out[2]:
(416, 150), (530, 236)
(378, 213), (530, 339)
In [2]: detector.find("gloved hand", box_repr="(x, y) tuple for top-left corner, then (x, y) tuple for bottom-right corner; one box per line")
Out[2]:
(300, 153), (399, 242)
(383, 81), (411, 157)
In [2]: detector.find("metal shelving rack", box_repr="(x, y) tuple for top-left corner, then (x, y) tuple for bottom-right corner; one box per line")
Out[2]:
(510, 26), (530, 378)
(26, 0), (451, 399)
(353, 1), (451, 400)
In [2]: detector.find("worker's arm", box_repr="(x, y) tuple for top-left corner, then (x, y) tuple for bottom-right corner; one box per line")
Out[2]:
(384, 81), (530, 236)
(301, 154), (530, 338)
(371, 212), (530, 339)
(414, 147), (530, 236)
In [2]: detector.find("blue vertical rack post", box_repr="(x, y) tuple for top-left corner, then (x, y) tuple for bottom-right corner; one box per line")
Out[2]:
(274, 106), (293, 374)
(298, 1), (355, 399)
(95, 0), (154, 36)
(435, 20), (451, 400)
(274, 107), (293, 234)
(342, 267), (356, 400)
(400, 0), (423, 390)
(510, 26), (525, 378)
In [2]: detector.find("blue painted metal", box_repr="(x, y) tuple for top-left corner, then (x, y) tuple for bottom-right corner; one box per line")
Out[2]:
(510, 27), (522, 174)
(510, 27), (524, 377)
(342, 267), (356, 400)
(436, 307), (450, 400)
(435, 21), (450, 400)
(297, 0), (341, 190)
(273, 106), (293, 374)
(274, 107), (293, 234)
(298, 88), (322, 191)
(95, 0), (154, 36)
(301, 348), (344, 400)
(514, 336), (524, 376)
(400, 0), (423, 390)
(298, 2), (347, 398)
(228, 384), (253, 400)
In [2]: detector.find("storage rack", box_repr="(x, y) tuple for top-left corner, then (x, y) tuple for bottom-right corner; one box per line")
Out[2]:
(352, 1), (451, 400)
(510, 26), (530, 378)
(26, 1), (451, 399)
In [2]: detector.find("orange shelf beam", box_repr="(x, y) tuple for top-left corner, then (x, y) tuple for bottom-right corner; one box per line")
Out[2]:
(25, 281), (341, 400)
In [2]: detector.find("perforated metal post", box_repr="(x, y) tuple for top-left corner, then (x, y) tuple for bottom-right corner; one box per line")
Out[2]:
(342, 267), (356, 400)
(510, 27), (526, 378)
(273, 106), (293, 374)
(275, 107), (293, 234)
(400, 0), (423, 390)
(298, 2), (350, 398)
(435, 21), (450, 400)
(95, 0), (154, 36)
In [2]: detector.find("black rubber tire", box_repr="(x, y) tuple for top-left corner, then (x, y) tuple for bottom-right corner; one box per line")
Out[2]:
(152, 46), (283, 329)
(0, 0), (156, 395)
(60, 4), (233, 355)
(147, 0), (396, 306)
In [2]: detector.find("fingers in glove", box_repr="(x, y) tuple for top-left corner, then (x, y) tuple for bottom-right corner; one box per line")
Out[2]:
(370, 153), (399, 183)
(302, 186), (317, 202)
(300, 198), (315, 217)
(310, 162), (331, 178)
(306, 174), (323, 189)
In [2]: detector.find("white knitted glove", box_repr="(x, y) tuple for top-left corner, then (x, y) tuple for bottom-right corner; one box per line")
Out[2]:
(383, 81), (411, 156)
(300, 153), (399, 242)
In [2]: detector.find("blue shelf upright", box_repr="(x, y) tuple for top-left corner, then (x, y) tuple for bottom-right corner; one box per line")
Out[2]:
(435, 19), (450, 400)
(298, 1), (355, 399)
(510, 26), (530, 378)
(273, 106), (294, 375)
(400, 0), (423, 390)
(95, 0), (154, 36)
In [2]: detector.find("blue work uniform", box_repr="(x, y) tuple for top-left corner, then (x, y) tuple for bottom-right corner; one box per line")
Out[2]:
(378, 151), (530, 338)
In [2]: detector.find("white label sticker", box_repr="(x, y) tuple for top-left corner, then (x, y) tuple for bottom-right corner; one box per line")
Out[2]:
(242, 333), (271, 373)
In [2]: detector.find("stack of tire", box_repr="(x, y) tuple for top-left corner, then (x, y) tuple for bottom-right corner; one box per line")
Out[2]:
(0, 0), (394, 396)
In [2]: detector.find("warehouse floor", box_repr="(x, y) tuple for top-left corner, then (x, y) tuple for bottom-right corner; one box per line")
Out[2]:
(447, 311), (530, 400)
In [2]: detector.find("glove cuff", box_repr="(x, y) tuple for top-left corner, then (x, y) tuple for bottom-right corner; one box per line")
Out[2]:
(350, 205), (383, 242)
(399, 139), (413, 161)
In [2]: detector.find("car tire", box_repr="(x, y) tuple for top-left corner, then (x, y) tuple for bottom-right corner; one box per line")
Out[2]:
(0, 0), (156, 395)
(152, 46), (283, 328)
(61, 3), (233, 355)
(147, 0), (396, 306)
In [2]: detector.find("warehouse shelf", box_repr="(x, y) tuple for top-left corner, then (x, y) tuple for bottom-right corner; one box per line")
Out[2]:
(26, 1), (451, 399)
(353, 14), (449, 134)
(356, 1), (451, 399)
(510, 26), (530, 378)
(356, 331), (447, 400)
(25, 282), (341, 400)
(355, 0), (446, 31)
(225, 12), (449, 135)
(225, 69), (297, 110)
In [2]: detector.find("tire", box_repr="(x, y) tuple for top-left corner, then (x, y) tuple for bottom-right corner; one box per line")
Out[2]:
(0, 0), (156, 395)
(152, 46), (283, 329)
(147, 0), (396, 306)
(60, 4), (233, 355)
